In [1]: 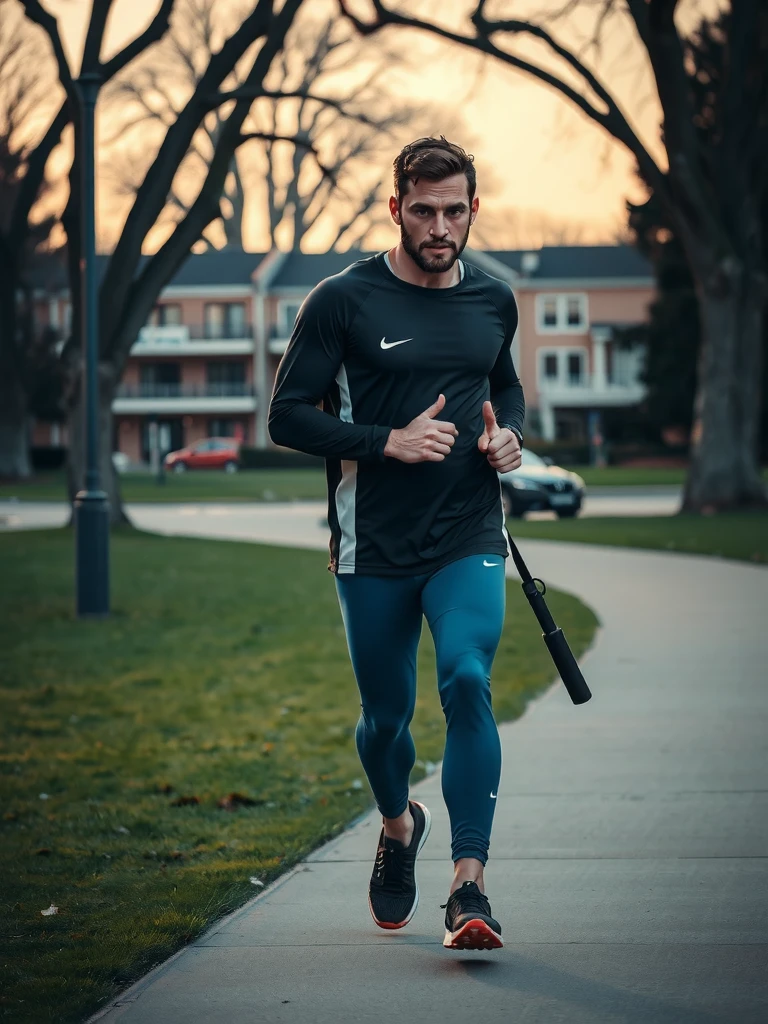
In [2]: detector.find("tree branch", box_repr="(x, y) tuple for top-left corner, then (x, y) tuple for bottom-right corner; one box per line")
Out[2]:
(11, 0), (174, 256)
(19, 1), (75, 97)
(100, 0), (282, 347)
(339, 0), (671, 217)
(211, 88), (380, 128)
(82, 0), (116, 73)
(100, 0), (175, 79)
(8, 101), (68, 250)
(238, 131), (334, 182)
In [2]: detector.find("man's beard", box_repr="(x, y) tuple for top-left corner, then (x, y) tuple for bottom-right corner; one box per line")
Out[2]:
(400, 219), (471, 275)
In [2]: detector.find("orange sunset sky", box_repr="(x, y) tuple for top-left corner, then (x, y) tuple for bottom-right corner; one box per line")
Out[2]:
(31, 0), (714, 252)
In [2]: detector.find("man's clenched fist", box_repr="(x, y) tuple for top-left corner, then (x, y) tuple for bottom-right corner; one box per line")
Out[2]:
(478, 401), (522, 473)
(384, 393), (459, 463)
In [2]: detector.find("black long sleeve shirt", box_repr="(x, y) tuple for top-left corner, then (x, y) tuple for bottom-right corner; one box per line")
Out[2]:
(269, 252), (525, 575)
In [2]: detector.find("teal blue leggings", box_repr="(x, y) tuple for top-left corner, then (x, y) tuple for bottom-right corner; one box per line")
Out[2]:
(335, 554), (506, 865)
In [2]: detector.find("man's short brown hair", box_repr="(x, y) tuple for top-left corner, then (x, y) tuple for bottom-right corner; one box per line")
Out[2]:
(393, 136), (476, 205)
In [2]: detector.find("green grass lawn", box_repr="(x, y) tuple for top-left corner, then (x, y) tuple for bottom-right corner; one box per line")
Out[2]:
(510, 511), (768, 563)
(0, 469), (328, 504)
(5, 466), (767, 503)
(561, 466), (687, 487)
(0, 529), (598, 1024)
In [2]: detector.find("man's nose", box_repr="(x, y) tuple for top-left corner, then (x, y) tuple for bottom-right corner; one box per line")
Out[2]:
(431, 212), (448, 236)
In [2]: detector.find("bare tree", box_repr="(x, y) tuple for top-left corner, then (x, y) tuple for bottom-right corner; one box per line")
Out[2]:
(106, 1), (425, 254)
(18, 0), (364, 523)
(0, 7), (58, 477)
(0, 0), (176, 481)
(471, 207), (614, 250)
(341, 0), (768, 513)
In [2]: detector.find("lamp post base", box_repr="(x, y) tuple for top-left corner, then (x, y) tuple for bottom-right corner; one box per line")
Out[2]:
(74, 489), (110, 617)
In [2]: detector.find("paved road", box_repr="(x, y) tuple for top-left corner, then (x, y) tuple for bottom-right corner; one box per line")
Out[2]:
(0, 487), (681, 539)
(81, 516), (768, 1021)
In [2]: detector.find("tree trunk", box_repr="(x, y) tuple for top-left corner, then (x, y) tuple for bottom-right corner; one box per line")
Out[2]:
(66, 362), (130, 526)
(0, 374), (31, 478)
(0, 297), (32, 478)
(683, 268), (767, 511)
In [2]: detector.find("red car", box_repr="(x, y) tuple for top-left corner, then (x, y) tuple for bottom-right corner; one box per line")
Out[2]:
(164, 437), (241, 473)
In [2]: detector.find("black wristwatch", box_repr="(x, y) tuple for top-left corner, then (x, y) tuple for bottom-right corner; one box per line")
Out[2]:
(498, 423), (523, 447)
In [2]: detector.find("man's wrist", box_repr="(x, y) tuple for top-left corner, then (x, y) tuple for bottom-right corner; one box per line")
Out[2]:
(383, 428), (399, 459)
(498, 423), (523, 447)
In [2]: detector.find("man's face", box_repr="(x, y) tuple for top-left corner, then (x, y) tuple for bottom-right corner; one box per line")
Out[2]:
(389, 174), (479, 274)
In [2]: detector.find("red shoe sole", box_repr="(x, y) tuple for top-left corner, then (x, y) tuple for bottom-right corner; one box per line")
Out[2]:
(368, 890), (418, 930)
(443, 918), (504, 950)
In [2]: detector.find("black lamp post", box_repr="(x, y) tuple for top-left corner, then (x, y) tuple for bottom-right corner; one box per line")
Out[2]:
(74, 72), (110, 617)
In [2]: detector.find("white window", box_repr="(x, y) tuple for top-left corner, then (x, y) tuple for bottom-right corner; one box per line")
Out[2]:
(204, 302), (247, 339)
(538, 348), (589, 390)
(541, 296), (558, 328)
(535, 293), (588, 333)
(566, 296), (584, 327)
(566, 351), (585, 385)
(148, 303), (182, 327)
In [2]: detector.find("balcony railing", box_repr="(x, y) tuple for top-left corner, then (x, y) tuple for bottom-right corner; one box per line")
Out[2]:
(541, 373), (643, 392)
(116, 383), (255, 399)
(136, 323), (253, 346)
(186, 323), (252, 340)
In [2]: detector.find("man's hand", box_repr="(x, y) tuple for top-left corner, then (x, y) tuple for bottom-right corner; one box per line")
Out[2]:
(478, 401), (522, 473)
(384, 393), (458, 463)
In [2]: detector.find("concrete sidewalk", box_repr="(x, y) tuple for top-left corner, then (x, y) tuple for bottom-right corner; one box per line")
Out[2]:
(91, 541), (768, 1024)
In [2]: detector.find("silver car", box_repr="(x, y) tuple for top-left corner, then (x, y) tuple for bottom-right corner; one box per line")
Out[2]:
(498, 448), (586, 519)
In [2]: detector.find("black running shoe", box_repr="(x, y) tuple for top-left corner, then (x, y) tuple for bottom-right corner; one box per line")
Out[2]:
(441, 879), (503, 950)
(368, 800), (431, 929)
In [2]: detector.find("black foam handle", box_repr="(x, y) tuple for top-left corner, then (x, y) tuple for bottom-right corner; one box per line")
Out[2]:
(543, 627), (592, 705)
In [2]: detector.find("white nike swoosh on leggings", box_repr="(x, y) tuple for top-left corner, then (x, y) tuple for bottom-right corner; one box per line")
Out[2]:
(490, 791), (498, 799)
(380, 337), (413, 349)
(483, 560), (499, 567)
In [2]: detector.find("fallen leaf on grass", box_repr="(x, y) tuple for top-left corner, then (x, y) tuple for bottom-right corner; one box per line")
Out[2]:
(249, 877), (264, 886)
(218, 792), (264, 811)
(115, 826), (130, 834)
(39, 793), (50, 801)
(41, 904), (58, 916)
(170, 795), (200, 807)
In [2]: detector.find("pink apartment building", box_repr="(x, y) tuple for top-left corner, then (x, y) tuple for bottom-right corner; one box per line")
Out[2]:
(34, 245), (654, 462)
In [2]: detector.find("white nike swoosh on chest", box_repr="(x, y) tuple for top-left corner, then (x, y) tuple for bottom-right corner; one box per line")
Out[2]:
(380, 337), (413, 349)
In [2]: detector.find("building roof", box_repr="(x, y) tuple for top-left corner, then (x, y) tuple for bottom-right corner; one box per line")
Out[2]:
(272, 250), (374, 288)
(36, 245), (652, 295)
(264, 245), (652, 288)
(166, 249), (267, 286)
(485, 245), (652, 279)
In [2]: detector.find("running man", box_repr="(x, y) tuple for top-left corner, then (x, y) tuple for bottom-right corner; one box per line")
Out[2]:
(268, 137), (524, 951)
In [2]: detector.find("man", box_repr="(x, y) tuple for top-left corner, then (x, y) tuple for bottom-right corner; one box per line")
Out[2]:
(269, 137), (524, 951)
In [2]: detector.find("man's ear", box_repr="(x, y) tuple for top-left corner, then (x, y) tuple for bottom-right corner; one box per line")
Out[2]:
(389, 195), (401, 226)
(470, 196), (479, 226)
